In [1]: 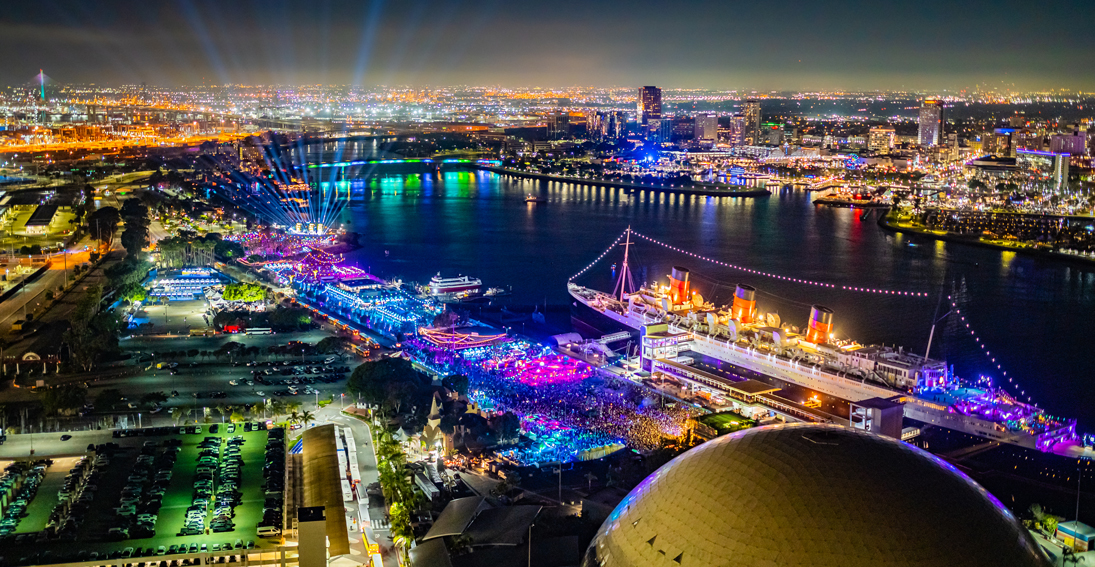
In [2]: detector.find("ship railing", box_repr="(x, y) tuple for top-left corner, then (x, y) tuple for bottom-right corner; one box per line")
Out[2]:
(680, 327), (897, 395)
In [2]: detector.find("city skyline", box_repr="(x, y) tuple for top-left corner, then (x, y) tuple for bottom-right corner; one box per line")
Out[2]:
(2, 0), (1094, 90)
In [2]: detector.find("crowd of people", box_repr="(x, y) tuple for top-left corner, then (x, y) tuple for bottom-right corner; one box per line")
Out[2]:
(405, 337), (698, 464)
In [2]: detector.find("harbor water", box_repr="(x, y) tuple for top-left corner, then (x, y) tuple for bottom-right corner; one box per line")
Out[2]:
(331, 169), (1095, 431)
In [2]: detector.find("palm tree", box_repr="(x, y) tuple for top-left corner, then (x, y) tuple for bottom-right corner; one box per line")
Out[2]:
(268, 399), (286, 422)
(299, 410), (314, 428)
(288, 411), (301, 427)
(171, 406), (190, 425)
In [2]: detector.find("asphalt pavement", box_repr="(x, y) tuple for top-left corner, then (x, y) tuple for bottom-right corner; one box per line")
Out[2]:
(88, 355), (353, 413)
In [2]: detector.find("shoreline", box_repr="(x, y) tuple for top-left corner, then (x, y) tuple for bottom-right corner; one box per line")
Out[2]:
(876, 212), (1095, 268)
(479, 166), (771, 198)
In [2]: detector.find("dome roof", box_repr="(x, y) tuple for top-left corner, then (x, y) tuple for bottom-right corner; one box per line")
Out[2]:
(585, 424), (1047, 567)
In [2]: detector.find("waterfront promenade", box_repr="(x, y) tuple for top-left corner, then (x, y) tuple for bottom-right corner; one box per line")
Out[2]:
(479, 166), (771, 198)
(877, 211), (1095, 267)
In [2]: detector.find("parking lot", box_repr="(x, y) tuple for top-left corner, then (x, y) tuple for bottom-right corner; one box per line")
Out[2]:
(92, 330), (355, 415)
(0, 426), (286, 566)
(89, 358), (353, 414)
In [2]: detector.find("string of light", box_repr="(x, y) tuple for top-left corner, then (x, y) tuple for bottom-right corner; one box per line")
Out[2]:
(628, 229), (929, 297)
(950, 295), (1032, 404)
(568, 231), (627, 281)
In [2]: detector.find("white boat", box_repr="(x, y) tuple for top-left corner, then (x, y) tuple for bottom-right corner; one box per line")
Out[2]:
(429, 273), (482, 296)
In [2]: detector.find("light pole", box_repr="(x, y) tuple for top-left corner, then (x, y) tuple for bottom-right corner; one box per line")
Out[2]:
(527, 522), (534, 567)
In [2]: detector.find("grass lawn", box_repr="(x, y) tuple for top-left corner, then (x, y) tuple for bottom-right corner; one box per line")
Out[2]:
(698, 412), (756, 435)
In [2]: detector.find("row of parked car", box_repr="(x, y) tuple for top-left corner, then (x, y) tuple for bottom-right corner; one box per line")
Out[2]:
(43, 456), (95, 541)
(0, 461), (48, 536)
(179, 437), (221, 536)
(59, 539), (258, 564)
(210, 436), (246, 533)
(108, 440), (181, 541)
(258, 428), (285, 537)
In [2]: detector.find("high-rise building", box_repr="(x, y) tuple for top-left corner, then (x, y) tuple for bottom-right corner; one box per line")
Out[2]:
(589, 111), (628, 141)
(743, 100), (761, 145)
(1050, 128), (1087, 156)
(588, 112), (603, 139)
(1017, 149), (1069, 187)
(867, 127), (896, 153)
(658, 119), (673, 144)
(694, 113), (717, 144)
(983, 128), (1014, 157)
(723, 114), (746, 147)
(608, 111), (627, 139)
(637, 86), (662, 139)
(918, 100), (944, 146)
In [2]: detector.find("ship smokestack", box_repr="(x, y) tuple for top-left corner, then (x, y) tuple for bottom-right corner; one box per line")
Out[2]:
(806, 305), (834, 344)
(669, 266), (690, 305)
(731, 284), (757, 324)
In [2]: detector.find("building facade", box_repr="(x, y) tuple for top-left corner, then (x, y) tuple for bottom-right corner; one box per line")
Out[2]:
(867, 126), (896, 153)
(638, 86), (662, 139)
(918, 99), (944, 146)
(743, 100), (761, 146)
(694, 113), (717, 144)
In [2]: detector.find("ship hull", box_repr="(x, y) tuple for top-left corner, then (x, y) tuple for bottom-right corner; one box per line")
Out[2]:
(569, 292), (635, 332)
(570, 285), (899, 402)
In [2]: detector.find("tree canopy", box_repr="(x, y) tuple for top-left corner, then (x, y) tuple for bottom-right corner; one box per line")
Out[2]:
(347, 358), (431, 415)
(222, 282), (265, 302)
(88, 206), (122, 246)
(63, 285), (123, 371)
(442, 374), (469, 396)
(40, 384), (87, 415)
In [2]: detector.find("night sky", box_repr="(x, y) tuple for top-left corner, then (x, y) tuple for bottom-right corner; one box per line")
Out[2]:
(2, 0), (1094, 90)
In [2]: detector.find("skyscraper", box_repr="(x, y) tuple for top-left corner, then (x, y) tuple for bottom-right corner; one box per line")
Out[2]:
(724, 114), (746, 147)
(638, 86), (662, 125)
(638, 86), (662, 138)
(694, 113), (717, 144)
(918, 100), (944, 146)
(743, 100), (761, 146)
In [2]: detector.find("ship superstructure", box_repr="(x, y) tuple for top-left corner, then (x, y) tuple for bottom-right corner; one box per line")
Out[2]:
(429, 274), (482, 296)
(570, 274), (946, 401)
(568, 230), (1078, 453)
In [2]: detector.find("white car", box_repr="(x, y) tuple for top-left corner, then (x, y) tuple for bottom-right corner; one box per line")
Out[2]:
(228, 380), (239, 386)
(255, 391), (265, 397)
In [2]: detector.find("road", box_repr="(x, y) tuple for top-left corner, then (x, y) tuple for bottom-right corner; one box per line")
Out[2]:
(0, 428), (113, 459)
(0, 244), (96, 332)
(88, 351), (353, 415)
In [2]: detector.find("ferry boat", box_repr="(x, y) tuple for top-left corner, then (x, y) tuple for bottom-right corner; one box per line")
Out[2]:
(812, 186), (890, 208)
(429, 273), (482, 296)
(525, 195), (547, 203)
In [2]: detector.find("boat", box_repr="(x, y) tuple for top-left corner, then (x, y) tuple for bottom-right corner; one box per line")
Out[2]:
(525, 195), (547, 203)
(568, 231), (945, 402)
(429, 273), (482, 296)
(567, 230), (1079, 452)
(812, 186), (891, 208)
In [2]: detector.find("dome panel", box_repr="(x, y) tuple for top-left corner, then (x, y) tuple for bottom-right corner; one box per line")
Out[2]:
(585, 423), (1048, 567)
